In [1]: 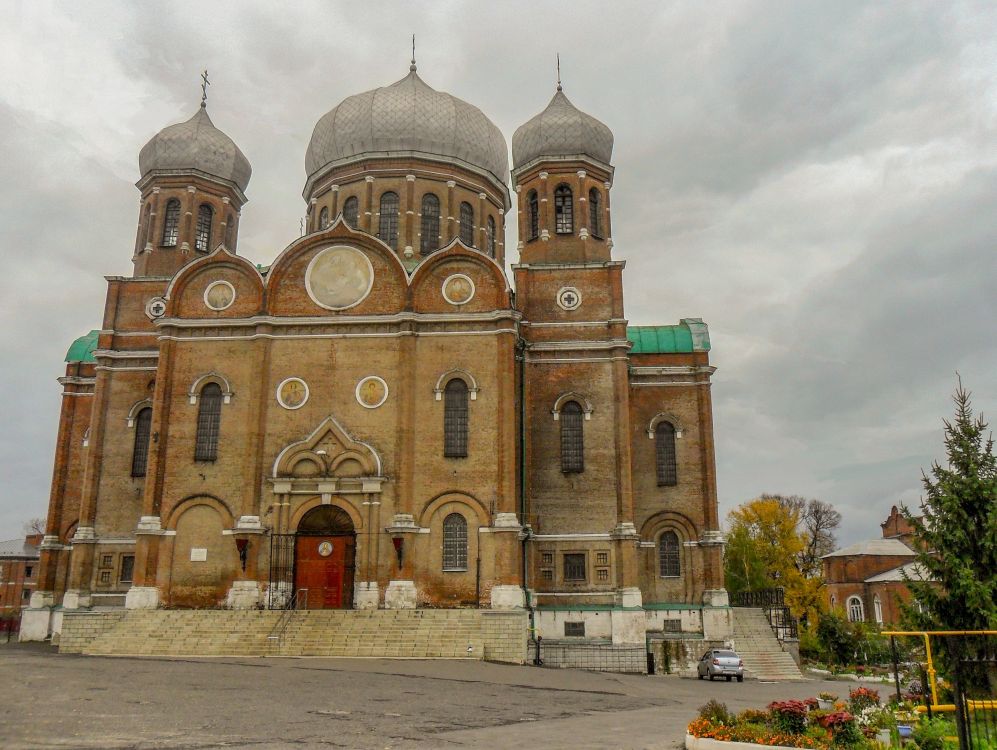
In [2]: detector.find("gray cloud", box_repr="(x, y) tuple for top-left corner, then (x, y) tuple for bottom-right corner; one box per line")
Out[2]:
(1, 1), (994, 548)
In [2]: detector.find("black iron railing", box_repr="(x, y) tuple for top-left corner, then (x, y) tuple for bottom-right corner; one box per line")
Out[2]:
(731, 588), (785, 608)
(953, 635), (997, 750)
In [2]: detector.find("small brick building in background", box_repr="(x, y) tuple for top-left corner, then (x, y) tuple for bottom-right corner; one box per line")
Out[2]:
(822, 506), (930, 626)
(0, 535), (42, 628)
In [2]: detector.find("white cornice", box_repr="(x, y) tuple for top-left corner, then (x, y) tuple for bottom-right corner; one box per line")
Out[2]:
(156, 310), (522, 329)
(511, 260), (625, 271)
(528, 340), (631, 352)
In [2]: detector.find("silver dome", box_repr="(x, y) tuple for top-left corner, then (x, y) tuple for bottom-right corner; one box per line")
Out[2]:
(305, 70), (509, 188)
(139, 106), (252, 193)
(512, 88), (613, 171)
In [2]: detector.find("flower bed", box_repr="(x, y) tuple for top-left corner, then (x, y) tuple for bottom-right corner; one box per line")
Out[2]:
(685, 688), (951, 750)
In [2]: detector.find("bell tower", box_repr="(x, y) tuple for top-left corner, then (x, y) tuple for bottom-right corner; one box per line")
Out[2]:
(512, 82), (643, 609)
(132, 74), (251, 277)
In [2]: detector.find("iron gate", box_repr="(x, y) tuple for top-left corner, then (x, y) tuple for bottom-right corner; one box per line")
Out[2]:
(268, 533), (295, 610)
(953, 635), (997, 750)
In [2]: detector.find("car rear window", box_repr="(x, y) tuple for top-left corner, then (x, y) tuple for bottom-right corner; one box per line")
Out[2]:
(716, 651), (738, 657)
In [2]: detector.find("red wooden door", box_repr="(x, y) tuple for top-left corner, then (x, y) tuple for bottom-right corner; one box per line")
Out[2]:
(294, 535), (354, 609)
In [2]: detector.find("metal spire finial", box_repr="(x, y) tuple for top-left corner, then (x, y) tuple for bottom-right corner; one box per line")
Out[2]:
(200, 69), (210, 108)
(556, 53), (562, 91)
(410, 34), (417, 72)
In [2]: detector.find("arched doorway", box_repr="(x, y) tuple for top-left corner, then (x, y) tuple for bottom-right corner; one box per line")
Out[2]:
(294, 506), (356, 609)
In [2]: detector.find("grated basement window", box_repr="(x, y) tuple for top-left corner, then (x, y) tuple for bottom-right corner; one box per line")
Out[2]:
(564, 621), (585, 637)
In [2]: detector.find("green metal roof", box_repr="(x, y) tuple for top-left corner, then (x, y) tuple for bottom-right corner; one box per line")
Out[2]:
(65, 330), (99, 363)
(627, 318), (710, 354)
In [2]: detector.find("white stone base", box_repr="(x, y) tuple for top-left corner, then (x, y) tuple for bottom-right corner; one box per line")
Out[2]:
(384, 580), (417, 609)
(702, 604), (734, 640)
(62, 590), (91, 610)
(611, 608), (646, 645)
(225, 581), (261, 609)
(29, 590), (55, 609)
(354, 582), (379, 610)
(702, 588), (730, 607)
(19, 607), (54, 642)
(616, 586), (643, 608)
(490, 585), (525, 609)
(125, 586), (160, 609)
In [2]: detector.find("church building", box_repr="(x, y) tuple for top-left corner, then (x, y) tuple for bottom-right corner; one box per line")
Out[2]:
(22, 59), (731, 649)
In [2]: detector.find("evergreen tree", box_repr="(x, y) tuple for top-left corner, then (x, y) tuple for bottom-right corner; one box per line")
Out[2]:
(902, 382), (997, 631)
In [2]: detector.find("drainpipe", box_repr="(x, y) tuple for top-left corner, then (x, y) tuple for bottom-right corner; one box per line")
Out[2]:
(516, 335), (534, 636)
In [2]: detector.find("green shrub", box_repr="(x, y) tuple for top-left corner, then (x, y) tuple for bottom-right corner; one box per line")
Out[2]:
(912, 717), (957, 750)
(769, 700), (808, 735)
(698, 699), (733, 725)
(736, 708), (770, 725)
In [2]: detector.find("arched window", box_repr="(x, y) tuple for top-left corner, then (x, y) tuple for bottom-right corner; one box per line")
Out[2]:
(486, 216), (496, 257)
(420, 193), (440, 254)
(194, 204), (213, 252)
(442, 513), (468, 571)
(873, 595), (883, 624)
(225, 213), (235, 247)
(659, 531), (681, 577)
(588, 188), (602, 237)
(343, 196), (359, 229)
(378, 192), (399, 249)
(847, 596), (864, 623)
(194, 383), (222, 461)
(554, 185), (573, 234)
(560, 401), (584, 473)
(655, 421), (677, 486)
(161, 199), (181, 247)
(443, 379), (469, 458)
(527, 190), (539, 240)
(459, 202), (474, 246)
(131, 407), (152, 477)
(142, 202), (153, 246)
(319, 206), (330, 229)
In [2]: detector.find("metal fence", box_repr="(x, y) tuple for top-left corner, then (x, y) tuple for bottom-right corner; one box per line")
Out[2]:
(953, 635), (997, 750)
(731, 587), (785, 608)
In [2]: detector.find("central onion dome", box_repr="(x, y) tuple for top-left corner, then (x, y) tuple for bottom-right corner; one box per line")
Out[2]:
(305, 67), (509, 192)
(139, 104), (252, 193)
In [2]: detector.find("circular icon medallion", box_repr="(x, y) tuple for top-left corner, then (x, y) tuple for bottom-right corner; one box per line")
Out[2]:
(442, 274), (476, 306)
(355, 376), (389, 409)
(317, 541), (333, 557)
(204, 281), (236, 311)
(305, 245), (374, 311)
(276, 377), (309, 410)
(556, 286), (582, 311)
(146, 297), (167, 319)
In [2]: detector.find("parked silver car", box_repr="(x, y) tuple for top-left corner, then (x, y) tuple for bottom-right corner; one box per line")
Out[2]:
(697, 649), (744, 682)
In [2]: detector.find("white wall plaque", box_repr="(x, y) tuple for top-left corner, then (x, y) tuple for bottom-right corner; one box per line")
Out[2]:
(190, 548), (208, 562)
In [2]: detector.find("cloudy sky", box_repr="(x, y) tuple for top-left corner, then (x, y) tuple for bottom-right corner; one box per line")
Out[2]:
(1, 1), (994, 547)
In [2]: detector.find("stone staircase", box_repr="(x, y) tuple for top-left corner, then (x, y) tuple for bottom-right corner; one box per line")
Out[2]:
(61, 608), (526, 662)
(731, 608), (804, 681)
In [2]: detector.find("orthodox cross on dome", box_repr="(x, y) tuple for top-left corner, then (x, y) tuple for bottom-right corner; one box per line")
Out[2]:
(410, 34), (417, 72)
(200, 69), (210, 108)
(556, 53), (562, 91)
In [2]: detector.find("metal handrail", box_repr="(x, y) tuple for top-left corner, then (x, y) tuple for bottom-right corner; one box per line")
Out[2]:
(266, 588), (308, 655)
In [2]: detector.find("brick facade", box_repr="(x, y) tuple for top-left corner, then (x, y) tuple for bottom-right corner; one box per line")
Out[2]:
(24, 70), (728, 645)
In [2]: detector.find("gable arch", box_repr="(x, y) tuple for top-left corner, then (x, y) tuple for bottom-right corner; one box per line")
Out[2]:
(163, 244), (265, 310)
(552, 392), (593, 421)
(272, 415), (383, 478)
(433, 369), (480, 401)
(164, 494), (235, 531)
(409, 239), (511, 294)
(188, 372), (234, 404)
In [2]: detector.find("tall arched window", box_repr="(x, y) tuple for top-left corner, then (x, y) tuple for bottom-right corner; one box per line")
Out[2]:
(486, 216), (496, 257)
(420, 193), (440, 254)
(443, 379), (469, 458)
(659, 531), (681, 577)
(655, 421), (677, 486)
(319, 206), (330, 229)
(225, 213), (235, 247)
(554, 185), (573, 234)
(459, 202), (474, 246)
(527, 190), (539, 240)
(161, 199), (181, 247)
(194, 383), (222, 461)
(442, 513), (468, 571)
(195, 204), (213, 252)
(142, 203), (153, 246)
(588, 188), (602, 237)
(378, 192), (399, 249)
(343, 196), (359, 229)
(873, 594), (883, 624)
(131, 407), (152, 477)
(560, 401), (584, 473)
(847, 596), (864, 623)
